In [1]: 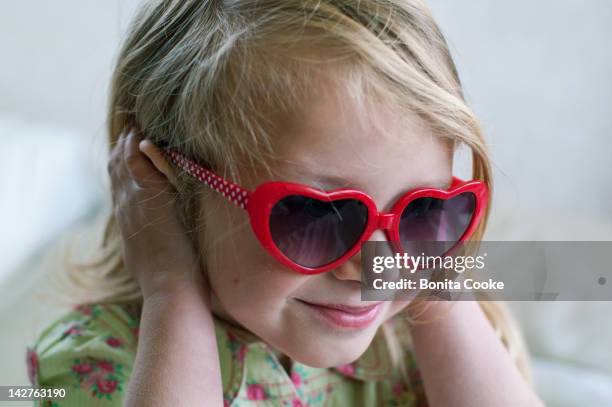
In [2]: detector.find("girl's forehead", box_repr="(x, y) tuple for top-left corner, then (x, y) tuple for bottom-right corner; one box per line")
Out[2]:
(267, 113), (452, 195)
(275, 87), (438, 154)
(279, 67), (448, 149)
(246, 70), (453, 189)
(273, 98), (450, 172)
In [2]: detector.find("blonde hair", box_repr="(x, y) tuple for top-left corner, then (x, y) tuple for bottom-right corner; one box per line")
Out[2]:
(66, 0), (531, 385)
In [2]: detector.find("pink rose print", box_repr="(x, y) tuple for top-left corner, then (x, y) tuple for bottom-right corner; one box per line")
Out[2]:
(74, 304), (102, 317)
(393, 380), (406, 396)
(236, 345), (247, 363)
(292, 398), (305, 407)
(246, 383), (267, 400)
(131, 327), (139, 339)
(63, 324), (83, 337)
(409, 367), (424, 385)
(335, 363), (356, 376)
(72, 363), (94, 375)
(291, 371), (301, 387)
(75, 304), (92, 315)
(106, 337), (122, 348)
(96, 378), (118, 394)
(71, 358), (124, 399)
(26, 347), (39, 385)
(97, 360), (115, 373)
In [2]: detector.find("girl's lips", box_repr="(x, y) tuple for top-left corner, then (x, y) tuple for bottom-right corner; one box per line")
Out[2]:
(296, 299), (383, 329)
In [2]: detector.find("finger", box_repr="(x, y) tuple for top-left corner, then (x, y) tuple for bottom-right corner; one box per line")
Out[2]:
(123, 131), (168, 190)
(138, 139), (178, 186)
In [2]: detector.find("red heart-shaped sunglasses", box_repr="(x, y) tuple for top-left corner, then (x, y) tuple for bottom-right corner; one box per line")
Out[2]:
(162, 149), (488, 275)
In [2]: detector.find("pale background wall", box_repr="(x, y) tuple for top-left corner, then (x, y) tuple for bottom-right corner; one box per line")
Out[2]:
(0, 1), (138, 137)
(428, 0), (612, 223)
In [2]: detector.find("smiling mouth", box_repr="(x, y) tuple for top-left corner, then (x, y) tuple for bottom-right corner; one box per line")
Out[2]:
(295, 299), (383, 329)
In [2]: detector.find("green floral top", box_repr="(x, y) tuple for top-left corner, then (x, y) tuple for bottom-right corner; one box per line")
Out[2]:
(27, 303), (428, 406)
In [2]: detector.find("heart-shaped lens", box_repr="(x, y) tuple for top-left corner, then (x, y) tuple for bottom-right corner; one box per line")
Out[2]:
(269, 195), (369, 268)
(399, 192), (476, 256)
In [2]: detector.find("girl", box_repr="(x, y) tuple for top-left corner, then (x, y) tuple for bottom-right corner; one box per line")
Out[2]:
(27, 0), (543, 406)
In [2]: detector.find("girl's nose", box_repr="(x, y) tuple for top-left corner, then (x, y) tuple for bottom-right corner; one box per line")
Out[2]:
(331, 252), (362, 282)
(331, 230), (391, 283)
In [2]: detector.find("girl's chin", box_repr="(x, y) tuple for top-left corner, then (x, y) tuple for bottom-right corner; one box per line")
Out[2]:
(280, 327), (382, 368)
(284, 338), (373, 369)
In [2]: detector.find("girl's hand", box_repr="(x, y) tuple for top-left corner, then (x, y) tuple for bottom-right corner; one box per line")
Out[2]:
(110, 130), (223, 406)
(408, 301), (544, 407)
(107, 130), (205, 300)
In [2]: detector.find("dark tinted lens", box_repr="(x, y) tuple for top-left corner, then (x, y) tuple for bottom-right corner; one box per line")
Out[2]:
(399, 192), (476, 255)
(269, 195), (368, 268)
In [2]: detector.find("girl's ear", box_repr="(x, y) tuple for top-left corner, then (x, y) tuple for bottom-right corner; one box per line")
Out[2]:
(138, 139), (179, 188)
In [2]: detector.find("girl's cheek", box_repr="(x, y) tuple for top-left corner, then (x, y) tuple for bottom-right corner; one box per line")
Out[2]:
(209, 251), (301, 308)
(202, 219), (310, 312)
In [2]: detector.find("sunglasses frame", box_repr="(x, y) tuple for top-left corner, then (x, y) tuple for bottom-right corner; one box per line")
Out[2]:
(164, 148), (489, 275)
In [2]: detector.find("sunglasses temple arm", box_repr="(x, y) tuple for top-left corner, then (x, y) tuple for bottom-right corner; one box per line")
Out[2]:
(162, 149), (251, 210)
